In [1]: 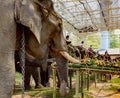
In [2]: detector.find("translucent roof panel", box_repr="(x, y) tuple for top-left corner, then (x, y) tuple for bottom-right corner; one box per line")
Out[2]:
(52, 0), (120, 33)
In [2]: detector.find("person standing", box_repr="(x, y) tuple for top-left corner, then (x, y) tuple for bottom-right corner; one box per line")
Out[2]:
(80, 41), (84, 47)
(104, 50), (111, 62)
(88, 45), (93, 52)
(77, 41), (86, 59)
(103, 51), (112, 81)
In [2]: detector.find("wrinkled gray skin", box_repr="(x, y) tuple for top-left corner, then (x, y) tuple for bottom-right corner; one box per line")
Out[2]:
(0, 0), (68, 97)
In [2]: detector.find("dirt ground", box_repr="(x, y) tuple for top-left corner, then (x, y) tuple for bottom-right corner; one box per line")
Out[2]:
(87, 82), (120, 98)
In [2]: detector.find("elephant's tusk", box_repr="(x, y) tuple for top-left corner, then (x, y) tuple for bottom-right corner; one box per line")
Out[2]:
(59, 51), (80, 64)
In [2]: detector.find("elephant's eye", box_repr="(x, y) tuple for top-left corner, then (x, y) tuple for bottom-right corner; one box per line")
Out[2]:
(58, 23), (61, 28)
(43, 8), (49, 14)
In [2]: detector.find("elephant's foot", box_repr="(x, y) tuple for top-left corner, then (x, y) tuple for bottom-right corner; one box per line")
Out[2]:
(46, 77), (54, 87)
(25, 85), (32, 90)
(57, 83), (60, 87)
(35, 84), (44, 88)
(59, 80), (69, 97)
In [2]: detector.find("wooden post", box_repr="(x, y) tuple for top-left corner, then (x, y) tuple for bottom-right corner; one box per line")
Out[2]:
(79, 73), (81, 90)
(94, 73), (97, 88)
(81, 71), (84, 98)
(98, 73), (101, 82)
(87, 72), (90, 91)
(75, 70), (80, 98)
(69, 70), (72, 89)
(84, 72), (87, 88)
(52, 67), (56, 98)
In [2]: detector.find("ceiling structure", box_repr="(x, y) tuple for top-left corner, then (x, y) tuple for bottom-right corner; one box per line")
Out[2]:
(52, 0), (120, 33)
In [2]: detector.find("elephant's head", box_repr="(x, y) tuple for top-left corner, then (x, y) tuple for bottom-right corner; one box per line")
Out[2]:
(15, 0), (80, 64)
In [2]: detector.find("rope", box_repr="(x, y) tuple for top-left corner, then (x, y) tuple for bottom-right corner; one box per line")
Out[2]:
(20, 27), (25, 98)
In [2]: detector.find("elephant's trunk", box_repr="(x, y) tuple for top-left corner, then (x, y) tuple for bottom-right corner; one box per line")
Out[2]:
(55, 54), (68, 97)
(55, 54), (68, 84)
(59, 51), (80, 64)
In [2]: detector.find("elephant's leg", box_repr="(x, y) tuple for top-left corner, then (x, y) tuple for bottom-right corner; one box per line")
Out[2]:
(40, 67), (48, 86)
(0, 11), (16, 97)
(56, 71), (60, 87)
(24, 66), (31, 90)
(0, 53), (15, 98)
(46, 63), (53, 87)
(31, 67), (43, 88)
(45, 67), (50, 87)
(40, 60), (49, 87)
(47, 62), (53, 79)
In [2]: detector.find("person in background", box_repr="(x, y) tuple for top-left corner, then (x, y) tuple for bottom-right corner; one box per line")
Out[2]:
(66, 35), (71, 45)
(87, 45), (96, 58)
(88, 45), (93, 52)
(103, 50), (112, 81)
(80, 41), (84, 47)
(77, 41), (86, 59)
(104, 50), (111, 62)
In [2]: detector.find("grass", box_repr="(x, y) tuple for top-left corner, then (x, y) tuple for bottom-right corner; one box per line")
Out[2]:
(13, 87), (77, 98)
(13, 87), (94, 98)
(14, 72), (93, 97)
(109, 77), (120, 83)
(106, 77), (120, 91)
(108, 85), (120, 91)
(15, 72), (22, 85)
(14, 73), (77, 97)
(25, 87), (54, 97)
(15, 72), (22, 78)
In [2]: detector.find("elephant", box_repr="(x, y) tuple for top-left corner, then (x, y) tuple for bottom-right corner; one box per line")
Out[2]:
(0, 0), (79, 97)
(15, 49), (54, 89)
(15, 50), (43, 90)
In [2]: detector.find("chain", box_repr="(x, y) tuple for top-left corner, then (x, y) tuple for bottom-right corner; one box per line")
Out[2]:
(20, 27), (25, 98)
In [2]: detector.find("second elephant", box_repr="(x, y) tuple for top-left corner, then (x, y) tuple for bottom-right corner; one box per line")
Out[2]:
(15, 50), (44, 90)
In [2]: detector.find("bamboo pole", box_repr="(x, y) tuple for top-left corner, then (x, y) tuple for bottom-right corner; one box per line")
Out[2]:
(52, 68), (56, 98)
(69, 70), (72, 89)
(84, 72), (87, 89)
(87, 72), (90, 91)
(81, 71), (84, 98)
(75, 70), (80, 98)
(94, 73), (97, 88)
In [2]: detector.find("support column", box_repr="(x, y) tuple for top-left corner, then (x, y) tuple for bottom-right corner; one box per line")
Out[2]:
(100, 31), (110, 50)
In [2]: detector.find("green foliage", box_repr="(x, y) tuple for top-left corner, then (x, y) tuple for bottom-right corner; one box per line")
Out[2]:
(15, 72), (22, 78)
(109, 77), (120, 84)
(15, 72), (22, 85)
(86, 34), (100, 49)
(80, 30), (120, 49)
(110, 30), (120, 48)
(89, 59), (96, 65)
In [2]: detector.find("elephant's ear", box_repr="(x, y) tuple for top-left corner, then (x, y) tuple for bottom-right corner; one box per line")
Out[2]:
(15, 0), (41, 44)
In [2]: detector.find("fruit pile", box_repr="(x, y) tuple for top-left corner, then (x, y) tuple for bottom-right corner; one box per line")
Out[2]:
(68, 58), (120, 71)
